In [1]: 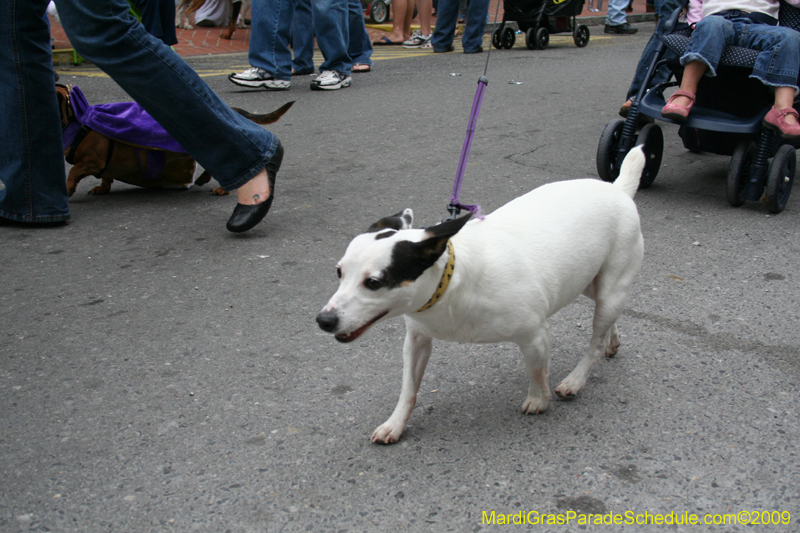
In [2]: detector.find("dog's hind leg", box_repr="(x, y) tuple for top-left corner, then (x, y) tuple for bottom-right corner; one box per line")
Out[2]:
(580, 279), (621, 357)
(555, 275), (632, 398)
(519, 324), (551, 414)
(372, 327), (432, 444)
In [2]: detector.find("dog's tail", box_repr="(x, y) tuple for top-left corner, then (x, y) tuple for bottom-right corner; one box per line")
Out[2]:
(231, 101), (295, 125)
(613, 145), (646, 199)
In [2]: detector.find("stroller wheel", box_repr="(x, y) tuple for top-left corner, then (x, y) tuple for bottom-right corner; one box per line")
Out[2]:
(636, 123), (663, 189)
(574, 24), (590, 47)
(369, 0), (389, 24)
(727, 141), (755, 207)
(596, 119), (625, 182)
(527, 27), (549, 50)
(764, 144), (796, 213)
(501, 27), (516, 49)
(492, 28), (503, 49)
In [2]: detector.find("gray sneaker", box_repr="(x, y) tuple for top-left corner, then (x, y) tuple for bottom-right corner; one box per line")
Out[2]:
(229, 67), (291, 90)
(310, 70), (351, 91)
(403, 30), (432, 48)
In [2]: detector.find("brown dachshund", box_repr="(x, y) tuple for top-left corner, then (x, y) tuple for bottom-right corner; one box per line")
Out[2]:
(56, 84), (293, 197)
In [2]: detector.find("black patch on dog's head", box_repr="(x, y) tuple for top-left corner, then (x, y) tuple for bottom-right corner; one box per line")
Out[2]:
(367, 209), (413, 233)
(381, 214), (472, 288)
(375, 230), (396, 240)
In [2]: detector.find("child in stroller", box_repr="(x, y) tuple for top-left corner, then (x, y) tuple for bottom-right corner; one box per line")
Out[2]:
(662, 0), (800, 141)
(597, 0), (800, 213)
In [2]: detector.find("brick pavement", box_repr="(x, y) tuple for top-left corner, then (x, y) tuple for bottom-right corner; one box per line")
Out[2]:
(49, 0), (652, 61)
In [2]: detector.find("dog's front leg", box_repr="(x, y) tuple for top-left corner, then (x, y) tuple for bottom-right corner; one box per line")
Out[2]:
(371, 328), (432, 444)
(519, 324), (551, 415)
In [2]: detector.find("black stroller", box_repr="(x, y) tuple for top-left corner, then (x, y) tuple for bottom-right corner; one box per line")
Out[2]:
(491, 0), (590, 50)
(596, 0), (800, 213)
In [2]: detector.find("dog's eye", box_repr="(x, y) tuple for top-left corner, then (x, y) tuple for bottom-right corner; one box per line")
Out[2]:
(364, 278), (383, 291)
(336, 267), (342, 279)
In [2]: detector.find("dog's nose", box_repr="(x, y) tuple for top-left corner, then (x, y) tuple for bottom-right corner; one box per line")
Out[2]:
(316, 310), (339, 333)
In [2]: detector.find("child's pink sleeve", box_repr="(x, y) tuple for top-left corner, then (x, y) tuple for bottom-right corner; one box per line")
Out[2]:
(687, 0), (703, 24)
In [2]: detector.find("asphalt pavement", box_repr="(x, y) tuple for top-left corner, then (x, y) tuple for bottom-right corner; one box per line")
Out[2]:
(2, 24), (800, 533)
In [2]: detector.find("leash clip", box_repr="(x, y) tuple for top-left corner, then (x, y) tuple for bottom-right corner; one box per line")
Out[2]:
(442, 203), (461, 222)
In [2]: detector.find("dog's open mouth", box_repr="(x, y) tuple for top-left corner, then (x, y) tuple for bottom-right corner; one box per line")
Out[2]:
(335, 311), (389, 343)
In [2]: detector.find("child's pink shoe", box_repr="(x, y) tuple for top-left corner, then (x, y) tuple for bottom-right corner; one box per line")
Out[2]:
(661, 90), (696, 122)
(763, 106), (800, 141)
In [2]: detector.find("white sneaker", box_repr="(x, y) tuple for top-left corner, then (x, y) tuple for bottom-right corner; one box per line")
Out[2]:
(310, 70), (352, 91)
(403, 31), (431, 48)
(228, 67), (291, 90)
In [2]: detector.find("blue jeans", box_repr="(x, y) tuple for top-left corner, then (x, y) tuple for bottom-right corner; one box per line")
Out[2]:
(251, 0), (351, 77)
(606, 0), (629, 26)
(292, 0), (314, 74)
(250, 0), (295, 80)
(432, 0), (491, 53)
(314, 0), (351, 74)
(57, 0), (278, 191)
(682, 14), (800, 91)
(626, 0), (684, 100)
(348, 0), (373, 66)
(0, 0), (70, 222)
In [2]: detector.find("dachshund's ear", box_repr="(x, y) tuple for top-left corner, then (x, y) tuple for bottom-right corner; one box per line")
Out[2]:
(56, 85), (71, 126)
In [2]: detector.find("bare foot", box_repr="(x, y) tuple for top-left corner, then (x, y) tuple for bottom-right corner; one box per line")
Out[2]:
(377, 32), (404, 43)
(781, 108), (800, 125)
(236, 168), (270, 205)
(670, 95), (693, 108)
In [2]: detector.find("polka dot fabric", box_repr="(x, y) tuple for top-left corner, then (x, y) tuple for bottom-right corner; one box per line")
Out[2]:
(661, 1), (800, 69)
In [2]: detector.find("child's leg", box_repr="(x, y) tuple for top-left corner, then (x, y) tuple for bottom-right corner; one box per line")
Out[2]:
(670, 60), (707, 107)
(774, 87), (799, 125)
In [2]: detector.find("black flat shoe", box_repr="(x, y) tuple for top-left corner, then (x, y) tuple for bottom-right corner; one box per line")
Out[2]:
(226, 141), (284, 233)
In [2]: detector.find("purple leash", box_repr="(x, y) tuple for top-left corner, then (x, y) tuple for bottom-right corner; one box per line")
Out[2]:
(448, 75), (488, 220)
(444, 1), (502, 221)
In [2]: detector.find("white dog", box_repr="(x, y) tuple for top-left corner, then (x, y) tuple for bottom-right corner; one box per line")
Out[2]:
(317, 148), (646, 444)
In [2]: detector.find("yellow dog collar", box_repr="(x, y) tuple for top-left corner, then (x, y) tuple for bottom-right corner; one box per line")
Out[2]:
(416, 240), (455, 313)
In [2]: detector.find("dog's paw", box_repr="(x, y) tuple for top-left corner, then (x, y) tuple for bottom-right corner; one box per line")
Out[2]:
(605, 325), (621, 357)
(554, 379), (582, 399)
(605, 341), (620, 358)
(521, 395), (549, 415)
(371, 422), (404, 444)
(210, 187), (230, 196)
(89, 184), (111, 195)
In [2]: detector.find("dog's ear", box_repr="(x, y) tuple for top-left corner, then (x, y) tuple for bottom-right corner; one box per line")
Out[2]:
(55, 85), (70, 126)
(414, 213), (472, 266)
(367, 208), (413, 232)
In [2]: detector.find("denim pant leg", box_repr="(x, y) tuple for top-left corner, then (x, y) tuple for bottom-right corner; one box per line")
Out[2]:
(739, 23), (800, 91)
(625, 0), (683, 99)
(0, 0), (70, 222)
(606, 0), (628, 26)
(461, 0), (490, 52)
(680, 15), (735, 77)
(292, 0), (315, 73)
(55, 0), (277, 191)
(249, 0), (294, 80)
(432, 0), (459, 51)
(313, 0), (351, 75)
(348, 0), (373, 66)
